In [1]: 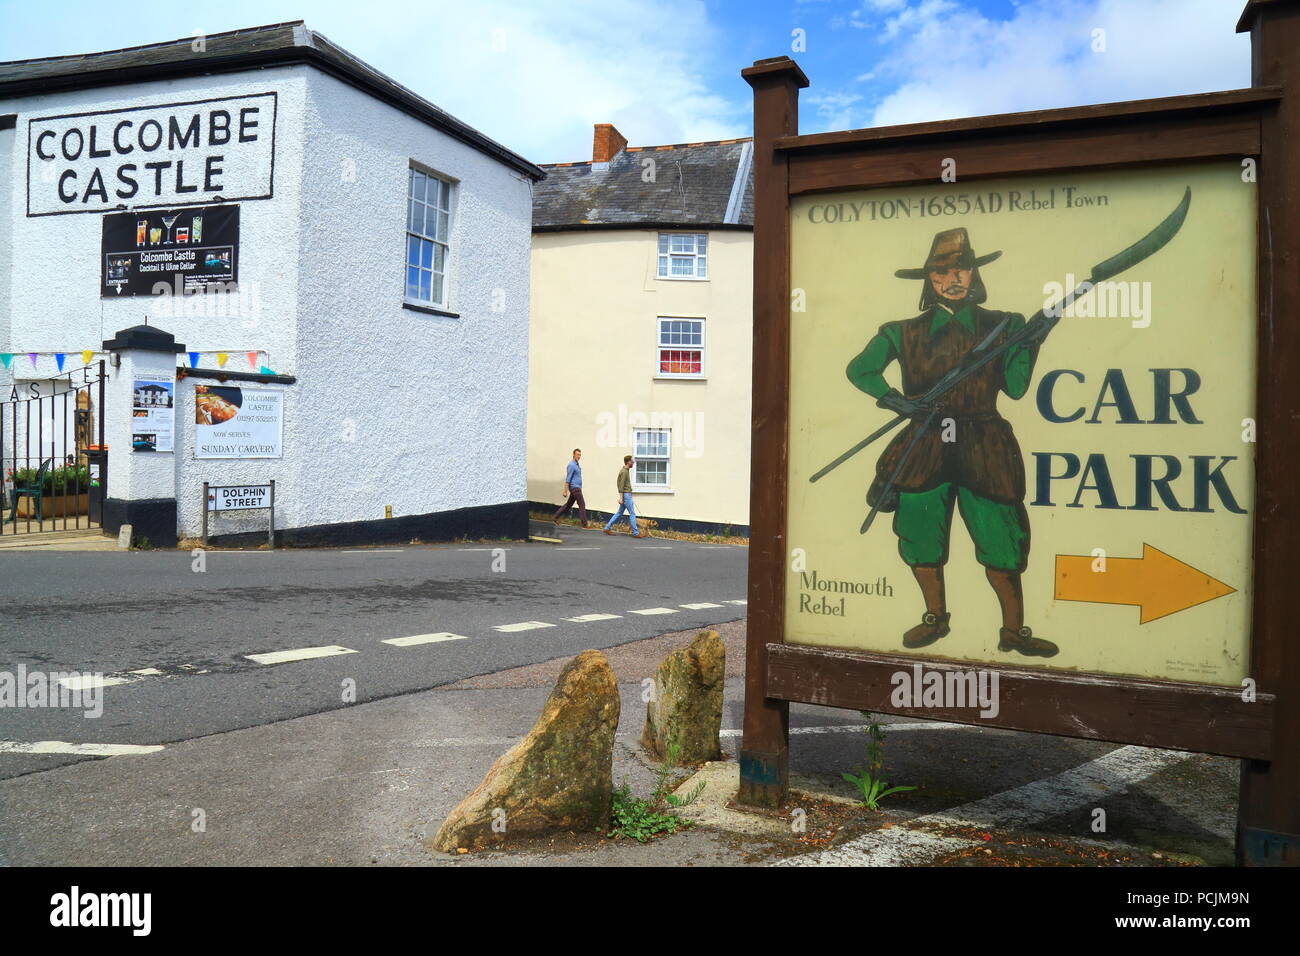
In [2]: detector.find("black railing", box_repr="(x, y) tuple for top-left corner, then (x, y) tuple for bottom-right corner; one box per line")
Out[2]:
(1, 361), (107, 535)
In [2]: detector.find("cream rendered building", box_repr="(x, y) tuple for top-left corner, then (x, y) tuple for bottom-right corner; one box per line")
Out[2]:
(528, 125), (753, 533)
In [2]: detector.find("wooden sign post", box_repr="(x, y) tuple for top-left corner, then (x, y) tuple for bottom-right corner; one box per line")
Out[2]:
(739, 0), (1300, 866)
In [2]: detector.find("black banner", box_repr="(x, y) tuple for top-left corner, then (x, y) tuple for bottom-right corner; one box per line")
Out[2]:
(101, 204), (239, 297)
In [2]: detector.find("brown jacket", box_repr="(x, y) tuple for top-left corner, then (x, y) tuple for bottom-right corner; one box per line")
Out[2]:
(874, 306), (1027, 503)
(617, 466), (632, 495)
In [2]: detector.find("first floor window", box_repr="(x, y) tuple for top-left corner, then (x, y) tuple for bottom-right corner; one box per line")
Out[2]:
(657, 232), (707, 278)
(634, 428), (671, 488)
(406, 165), (452, 307)
(658, 317), (704, 377)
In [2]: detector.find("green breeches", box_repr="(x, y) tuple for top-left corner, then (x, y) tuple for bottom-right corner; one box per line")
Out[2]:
(893, 482), (1029, 572)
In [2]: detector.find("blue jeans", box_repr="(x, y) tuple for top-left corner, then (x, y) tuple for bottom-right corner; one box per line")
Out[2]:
(605, 493), (638, 534)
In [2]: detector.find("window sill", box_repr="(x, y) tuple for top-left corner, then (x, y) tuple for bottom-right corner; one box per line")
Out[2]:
(654, 375), (707, 382)
(633, 486), (675, 494)
(655, 276), (709, 282)
(403, 300), (459, 318)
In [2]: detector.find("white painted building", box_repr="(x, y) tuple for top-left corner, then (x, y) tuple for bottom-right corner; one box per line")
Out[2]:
(0, 22), (542, 545)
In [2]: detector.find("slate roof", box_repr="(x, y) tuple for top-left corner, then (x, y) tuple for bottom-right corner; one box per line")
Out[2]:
(533, 138), (754, 231)
(0, 21), (544, 180)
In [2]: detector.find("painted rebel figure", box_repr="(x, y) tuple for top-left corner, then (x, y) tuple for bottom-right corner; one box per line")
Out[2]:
(846, 227), (1059, 657)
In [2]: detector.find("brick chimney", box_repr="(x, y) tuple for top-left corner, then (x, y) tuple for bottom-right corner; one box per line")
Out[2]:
(592, 123), (628, 163)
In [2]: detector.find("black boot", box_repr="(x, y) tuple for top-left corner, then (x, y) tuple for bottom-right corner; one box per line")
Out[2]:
(903, 611), (951, 648)
(998, 626), (1059, 658)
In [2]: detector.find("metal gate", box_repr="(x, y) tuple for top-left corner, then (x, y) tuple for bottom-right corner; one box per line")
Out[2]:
(1, 361), (107, 535)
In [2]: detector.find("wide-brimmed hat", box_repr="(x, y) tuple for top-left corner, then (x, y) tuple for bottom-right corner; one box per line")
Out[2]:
(895, 227), (1001, 279)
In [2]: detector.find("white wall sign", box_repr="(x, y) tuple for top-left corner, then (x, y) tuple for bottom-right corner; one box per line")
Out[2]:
(207, 485), (271, 511)
(27, 93), (277, 217)
(194, 385), (283, 459)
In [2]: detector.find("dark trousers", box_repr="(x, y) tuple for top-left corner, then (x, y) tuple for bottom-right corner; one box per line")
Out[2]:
(554, 487), (587, 525)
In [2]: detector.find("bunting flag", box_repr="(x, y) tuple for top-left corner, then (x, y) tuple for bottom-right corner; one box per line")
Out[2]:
(246, 351), (258, 369)
(259, 366), (275, 376)
(55, 353), (65, 372)
(28, 353), (37, 369)
(82, 350), (94, 366)
(1, 354), (11, 370)
(216, 352), (229, 368)
(189, 351), (200, 369)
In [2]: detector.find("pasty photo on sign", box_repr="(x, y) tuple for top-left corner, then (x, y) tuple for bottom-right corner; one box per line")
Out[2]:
(194, 385), (282, 458)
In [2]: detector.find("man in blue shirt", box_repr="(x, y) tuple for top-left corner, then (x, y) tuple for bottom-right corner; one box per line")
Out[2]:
(553, 448), (588, 527)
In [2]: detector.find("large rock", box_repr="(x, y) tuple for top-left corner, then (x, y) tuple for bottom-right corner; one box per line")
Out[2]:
(640, 630), (724, 764)
(430, 649), (619, 852)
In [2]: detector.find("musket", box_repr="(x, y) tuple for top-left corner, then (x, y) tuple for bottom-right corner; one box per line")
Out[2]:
(810, 187), (1192, 490)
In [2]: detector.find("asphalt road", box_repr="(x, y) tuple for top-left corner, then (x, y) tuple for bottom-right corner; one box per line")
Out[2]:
(0, 531), (746, 778)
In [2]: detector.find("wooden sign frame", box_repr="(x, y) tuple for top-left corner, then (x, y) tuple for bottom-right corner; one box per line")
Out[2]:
(739, 0), (1300, 867)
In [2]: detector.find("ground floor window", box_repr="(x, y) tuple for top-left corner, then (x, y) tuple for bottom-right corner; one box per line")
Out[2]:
(633, 428), (671, 489)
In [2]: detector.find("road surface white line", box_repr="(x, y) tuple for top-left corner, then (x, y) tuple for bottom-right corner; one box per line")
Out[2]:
(382, 633), (468, 647)
(629, 607), (678, 615)
(0, 740), (164, 757)
(680, 602), (724, 610)
(564, 613), (621, 623)
(725, 599), (748, 605)
(638, 546), (673, 550)
(57, 675), (128, 691)
(129, 668), (163, 676)
(244, 645), (358, 665)
(493, 621), (555, 632)
(780, 744), (1190, 867)
(458, 548), (513, 552)
(719, 722), (969, 738)
(341, 549), (404, 553)
(564, 547), (602, 551)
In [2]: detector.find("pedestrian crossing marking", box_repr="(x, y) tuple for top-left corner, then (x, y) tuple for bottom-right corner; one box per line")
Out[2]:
(493, 621), (556, 632)
(0, 740), (164, 757)
(680, 602), (723, 609)
(57, 675), (128, 691)
(383, 633), (469, 646)
(630, 607), (678, 615)
(563, 613), (621, 622)
(245, 645), (358, 665)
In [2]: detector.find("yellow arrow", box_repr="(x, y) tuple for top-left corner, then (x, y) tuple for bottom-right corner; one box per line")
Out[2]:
(1054, 543), (1236, 624)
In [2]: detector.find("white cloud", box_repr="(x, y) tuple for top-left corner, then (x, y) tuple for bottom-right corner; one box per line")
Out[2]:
(866, 0), (1250, 128)
(805, 90), (865, 130)
(324, 0), (749, 162)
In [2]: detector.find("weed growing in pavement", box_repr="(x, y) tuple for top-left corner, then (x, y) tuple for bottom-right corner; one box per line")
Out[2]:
(841, 711), (916, 810)
(609, 742), (706, 843)
(131, 535), (152, 551)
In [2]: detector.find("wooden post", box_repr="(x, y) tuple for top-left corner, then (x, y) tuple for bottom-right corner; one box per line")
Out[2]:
(201, 481), (208, 548)
(738, 57), (807, 808)
(1238, 0), (1300, 866)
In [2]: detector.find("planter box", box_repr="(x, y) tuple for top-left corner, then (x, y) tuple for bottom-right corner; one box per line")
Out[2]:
(14, 493), (89, 518)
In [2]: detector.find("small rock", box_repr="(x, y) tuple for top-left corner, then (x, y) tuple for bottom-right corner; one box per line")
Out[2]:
(641, 631), (724, 763)
(430, 650), (620, 853)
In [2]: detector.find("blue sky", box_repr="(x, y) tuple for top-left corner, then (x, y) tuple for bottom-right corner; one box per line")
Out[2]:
(0, 0), (1251, 163)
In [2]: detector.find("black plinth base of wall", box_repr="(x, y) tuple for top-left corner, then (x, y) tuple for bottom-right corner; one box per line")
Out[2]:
(204, 500), (529, 549)
(103, 497), (177, 547)
(528, 500), (750, 538)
